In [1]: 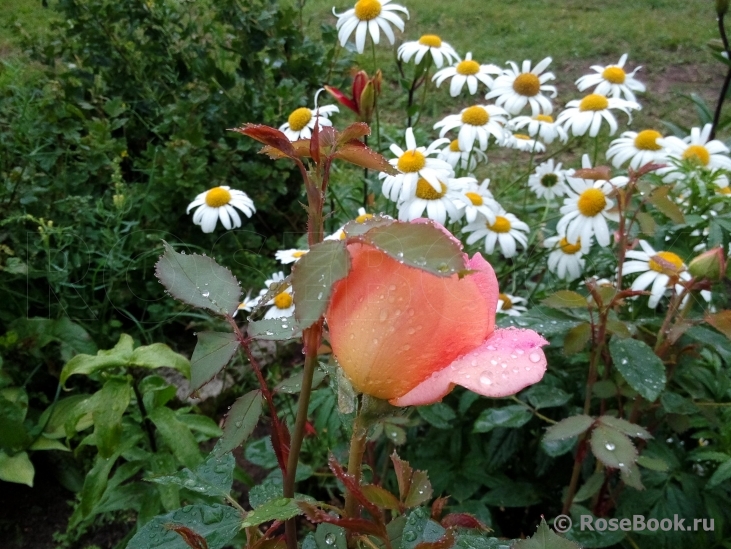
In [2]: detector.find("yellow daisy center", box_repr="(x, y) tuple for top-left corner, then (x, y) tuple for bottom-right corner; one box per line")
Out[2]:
(634, 130), (662, 151)
(418, 34), (442, 47)
(461, 106), (489, 126)
(648, 251), (684, 273)
(355, 213), (374, 223)
(354, 0), (382, 21)
(514, 134), (530, 140)
(205, 187), (232, 207)
(602, 66), (626, 84)
(397, 150), (426, 173)
(456, 59), (480, 76)
(273, 292), (293, 309)
(559, 237), (582, 254)
(449, 139), (461, 152)
(577, 188), (607, 217)
(488, 216), (511, 233)
(512, 73), (541, 97)
(465, 192), (483, 205)
(287, 108), (312, 132)
(415, 178), (447, 200)
(292, 250), (308, 258)
(498, 293), (513, 309)
(682, 145), (710, 166)
(534, 114), (554, 123)
(540, 173), (559, 187)
(718, 186), (731, 195)
(579, 94), (609, 112)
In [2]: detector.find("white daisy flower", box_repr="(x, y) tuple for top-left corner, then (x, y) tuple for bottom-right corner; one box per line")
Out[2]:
(508, 113), (568, 144)
(485, 57), (557, 116)
(437, 139), (487, 171)
(463, 208), (529, 258)
(544, 235), (591, 281)
(556, 94), (639, 138)
(503, 133), (546, 153)
(658, 124), (731, 183)
(557, 175), (618, 247)
(233, 290), (260, 317)
(379, 127), (452, 202)
(397, 34), (459, 68)
(575, 54), (646, 103)
(432, 52), (501, 97)
(279, 104), (339, 141)
(434, 105), (508, 152)
(324, 227), (347, 241)
(275, 249), (309, 264)
(496, 293), (528, 316)
(453, 178), (498, 224)
(622, 240), (686, 308)
(528, 159), (569, 200)
(397, 176), (465, 225)
(187, 186), (256, 233)
(334, 0), (409, 54)
(606, 129), (668, 169)
(258, 272), (295, 319)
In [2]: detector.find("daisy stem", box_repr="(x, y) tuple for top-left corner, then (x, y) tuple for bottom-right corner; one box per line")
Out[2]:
(371, 41), (382, 152)
(522, 146), (537, 211)
(592, 135), (600, 166)
(412, 60), (431, 128)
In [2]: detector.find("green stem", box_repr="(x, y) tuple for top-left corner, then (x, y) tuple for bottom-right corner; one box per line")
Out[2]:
(412, 61), (431, 128)
(371, 41), (382, 153)
(344, 407), (369, 518)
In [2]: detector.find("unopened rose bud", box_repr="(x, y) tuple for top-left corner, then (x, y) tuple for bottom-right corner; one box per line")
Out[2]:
(359, 81), (375, 123)
(688, 247), (726, 280)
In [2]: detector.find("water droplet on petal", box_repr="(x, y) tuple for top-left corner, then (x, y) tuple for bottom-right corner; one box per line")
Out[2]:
(529, 352), (541, 363)
(480, 373), (492, 385)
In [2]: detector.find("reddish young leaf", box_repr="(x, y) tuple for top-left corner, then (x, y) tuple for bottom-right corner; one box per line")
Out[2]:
(334, 141), (399, 175)
(165, 524), (208, 549)
(391, 452), (413, 502)
(328, 454), (381, 518)
(404, 469), (433, 508)
(431, 496), (450, 521)
(338, 122), (371, 146)
(413, 528), (456, 549)
(706, 310), (731, 339)
(297, 502), (385, 537)
(440, 513), (488, 530)
(259, 140), (311, 160)
(573, 166), (612, 181)
(231, 124), (296, 158)
(361, 484), (402, 511)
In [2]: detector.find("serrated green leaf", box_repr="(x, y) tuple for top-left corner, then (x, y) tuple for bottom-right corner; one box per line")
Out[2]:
(597, 416), (652, 440)
(241, 497), (302, 527)
(563, 322), (591, 355)
(147, 452), (234, 498)
(401, 508), (446, 549)
(417, 403), (457, 429)
(93, 378), (132, 458)
(512, 518), (579, 549)
(543, 415), (594, 442)
(523, 386), (571, 409)
(350, 220), (466, 277)
(404, 470), (432, 508)
(126, 504), (241, 549)
(190, 332), (239, 392)
(216, 390), (262, 456)
(291, 240), (351, 328)
(315, 524), (347, 549)
(155, 241), (241, 316)
(636, 455), (669, 472)
(247, 318), (302, 341)
(473, 405), (532, 433)
(649, 185), (684, 224)
(619, 463), (644, 490)
(362, 484), (401, 510)
(275, 369), (326, 394)
(660, 392), (698, 414)
(0, 451), (34, 486)
(573, 471), (604, 502)
(542, 291), (588, 309)
(541, 437), (576, 457)
(590, 425), (637, 469)
(498, 306), (581, 337)
(609, 338), (666, 402)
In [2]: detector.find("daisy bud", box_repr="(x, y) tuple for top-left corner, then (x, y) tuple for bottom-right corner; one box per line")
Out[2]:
(688, 247), (726, 281)
(717, 0), (728, 16)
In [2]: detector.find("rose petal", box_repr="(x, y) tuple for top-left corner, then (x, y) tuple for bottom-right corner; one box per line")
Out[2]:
(390, 328), (549, 406)
(326, 244), (497, 400)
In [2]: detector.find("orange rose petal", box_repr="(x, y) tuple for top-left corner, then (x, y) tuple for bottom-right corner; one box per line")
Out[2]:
(390, 328), (548, 406)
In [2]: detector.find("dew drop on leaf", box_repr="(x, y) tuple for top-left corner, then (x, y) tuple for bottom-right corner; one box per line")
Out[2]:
(605, 443), (616, 451)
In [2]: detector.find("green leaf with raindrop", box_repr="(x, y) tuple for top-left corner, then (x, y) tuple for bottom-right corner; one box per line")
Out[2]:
(216, 390), (262, 456)
(609, 337), (666, 402)
(190, 332), (239, 393)
(147, 452), (234, 499)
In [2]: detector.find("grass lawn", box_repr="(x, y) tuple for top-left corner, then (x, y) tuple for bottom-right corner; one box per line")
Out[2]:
(0, 0), (58, 54)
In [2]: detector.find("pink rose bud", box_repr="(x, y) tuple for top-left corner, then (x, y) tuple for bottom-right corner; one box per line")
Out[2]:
(325, 223), (549, 406)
